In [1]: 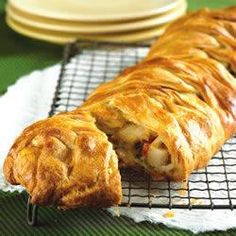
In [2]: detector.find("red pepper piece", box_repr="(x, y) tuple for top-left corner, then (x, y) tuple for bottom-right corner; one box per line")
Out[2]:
(142, 142), (150, 157)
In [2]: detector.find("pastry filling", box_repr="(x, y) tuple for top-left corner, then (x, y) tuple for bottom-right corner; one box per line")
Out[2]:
(98, 122), (173, 172)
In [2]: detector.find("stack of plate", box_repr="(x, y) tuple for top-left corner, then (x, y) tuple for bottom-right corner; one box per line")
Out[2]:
(6, 0), (187, 44)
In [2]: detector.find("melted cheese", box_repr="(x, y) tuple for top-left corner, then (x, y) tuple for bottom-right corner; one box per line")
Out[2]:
(147, 137), (173, 171)
(147, 148), (169, 167)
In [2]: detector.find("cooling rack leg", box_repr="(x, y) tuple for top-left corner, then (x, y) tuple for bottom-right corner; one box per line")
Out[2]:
(26, 195), (38, 226)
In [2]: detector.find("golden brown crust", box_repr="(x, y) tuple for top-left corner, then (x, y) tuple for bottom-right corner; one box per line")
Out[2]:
(3, 6), (236, 207)
(4, 111), (122, 208)
(82, 6), (236, 181)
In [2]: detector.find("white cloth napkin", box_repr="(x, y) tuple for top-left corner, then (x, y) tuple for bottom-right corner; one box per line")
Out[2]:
(1, 64), (236, 234)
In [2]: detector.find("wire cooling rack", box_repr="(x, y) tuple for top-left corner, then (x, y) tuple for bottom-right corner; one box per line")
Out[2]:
(47, 41), (236, 212)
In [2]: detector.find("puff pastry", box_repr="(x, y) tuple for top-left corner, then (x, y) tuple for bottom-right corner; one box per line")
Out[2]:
(4, 7), (236, 208)
(4, 111), (122, 209)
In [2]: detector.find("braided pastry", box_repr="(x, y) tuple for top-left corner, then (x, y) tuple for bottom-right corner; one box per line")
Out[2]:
(4, 111), (121, 208)
(4, 7), (236, 208)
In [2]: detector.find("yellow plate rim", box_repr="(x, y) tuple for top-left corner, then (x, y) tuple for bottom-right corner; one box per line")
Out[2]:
(6, 15), (168, 44)
(6, 0), (186, 34)
(9, 0), (183, 22)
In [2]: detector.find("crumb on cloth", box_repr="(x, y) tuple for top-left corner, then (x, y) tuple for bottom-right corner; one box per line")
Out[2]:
(163, 211), (175, 218)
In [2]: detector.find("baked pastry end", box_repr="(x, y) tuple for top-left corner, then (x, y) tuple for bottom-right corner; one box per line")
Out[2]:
(3, 110), (122, 209)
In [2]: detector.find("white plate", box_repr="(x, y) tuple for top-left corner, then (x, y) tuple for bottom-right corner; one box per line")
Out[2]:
(6, 15), (167, 44)
(6, 0), (186, 34)
(9, 0), (182, 22)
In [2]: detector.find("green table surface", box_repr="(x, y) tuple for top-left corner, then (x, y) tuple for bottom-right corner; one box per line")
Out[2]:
(1, 0), (236, 235)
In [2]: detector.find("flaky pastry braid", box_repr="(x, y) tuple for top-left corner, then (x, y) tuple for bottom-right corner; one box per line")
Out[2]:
(4, 7), (236, 208)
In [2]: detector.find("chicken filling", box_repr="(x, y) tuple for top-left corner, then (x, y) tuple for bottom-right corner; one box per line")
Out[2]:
(105, 123), (173, 172)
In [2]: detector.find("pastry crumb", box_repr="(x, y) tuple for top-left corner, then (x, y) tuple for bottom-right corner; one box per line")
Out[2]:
(163, 211), (175, 218)
(114, 206), (120, 217)
(190, 198), (203, 205)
